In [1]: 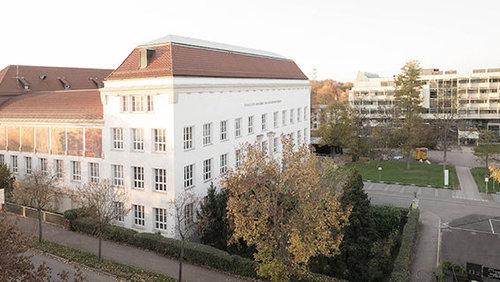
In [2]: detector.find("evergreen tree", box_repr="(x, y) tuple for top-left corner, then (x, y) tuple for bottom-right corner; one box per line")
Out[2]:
(197, 183), (230, 250)
(327, 169), (378, 281)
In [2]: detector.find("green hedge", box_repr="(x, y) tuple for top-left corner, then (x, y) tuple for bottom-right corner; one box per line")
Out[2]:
(389, 208), (420, 282)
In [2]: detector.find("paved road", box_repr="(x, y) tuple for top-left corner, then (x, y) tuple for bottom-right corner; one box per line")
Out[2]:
(30, 251), (115, 282)
(14, 216), (248, 282)
(428, 147), (480, 168)
(365, 182), (500, 282)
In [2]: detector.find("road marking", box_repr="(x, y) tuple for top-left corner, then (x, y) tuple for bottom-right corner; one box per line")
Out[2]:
(435, 189), (439, 197)
(366, 183), (374, 190)
(489, 219), (495, 234)
(400, 186), (406, 193)
(384, 185), (389, 192)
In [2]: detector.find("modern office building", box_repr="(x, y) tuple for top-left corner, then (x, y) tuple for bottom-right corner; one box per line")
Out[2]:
(0, 35), (311, 237)
(349, 68), (500, 142)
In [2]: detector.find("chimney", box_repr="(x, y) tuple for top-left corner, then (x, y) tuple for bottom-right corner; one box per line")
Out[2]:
(139, 48), (155, 69)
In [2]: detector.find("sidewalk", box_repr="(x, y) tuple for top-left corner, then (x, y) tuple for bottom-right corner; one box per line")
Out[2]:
(410, 211), (440, 282)
(454, 166), (483, 201)
(13, 215), (248, 282)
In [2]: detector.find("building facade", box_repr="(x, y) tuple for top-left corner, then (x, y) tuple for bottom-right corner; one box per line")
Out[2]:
(0, 36), (310, 237)
(349, 68), (500, 141)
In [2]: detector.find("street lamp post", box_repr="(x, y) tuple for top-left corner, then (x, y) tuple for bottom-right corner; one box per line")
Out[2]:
(492, 172), (496, 193)
(378, 167), (382, 182)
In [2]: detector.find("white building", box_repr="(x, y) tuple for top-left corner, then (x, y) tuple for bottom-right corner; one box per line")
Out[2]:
(349, 68), (500, 142)
(0, 35), (310, 237)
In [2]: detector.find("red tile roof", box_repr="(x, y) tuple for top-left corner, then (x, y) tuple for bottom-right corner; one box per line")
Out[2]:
(107, 44), (308, 80)
(0, 89), (102, 120)
(0, 65), (113, 96)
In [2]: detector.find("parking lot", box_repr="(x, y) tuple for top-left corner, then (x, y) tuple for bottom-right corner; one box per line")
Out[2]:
(441, 214), (500, 269)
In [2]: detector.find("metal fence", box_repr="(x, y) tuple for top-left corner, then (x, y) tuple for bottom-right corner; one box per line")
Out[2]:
(3, 202), (65, 226)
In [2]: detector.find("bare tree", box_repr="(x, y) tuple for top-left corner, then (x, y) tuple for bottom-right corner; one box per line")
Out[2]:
(77, 179), (129, 261)
(170, 191), (199, 282)
(0, 213), (87, 281)
(433, 90), (458, 171)
(12, 170), (57, 243)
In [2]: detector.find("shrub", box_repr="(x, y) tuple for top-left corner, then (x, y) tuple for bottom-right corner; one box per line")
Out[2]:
(389, 208), (420, 282)
(373, 205), (402, 238)
(63, 209), (78, 221)
(72, 216), (99, 235)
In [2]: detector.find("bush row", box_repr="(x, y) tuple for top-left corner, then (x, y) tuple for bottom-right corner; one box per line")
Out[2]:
(389, 208), (420, 282)
(70, 216), (259, 278)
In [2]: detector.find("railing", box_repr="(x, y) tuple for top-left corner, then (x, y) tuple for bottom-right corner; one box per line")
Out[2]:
(3, 202), (66, 226)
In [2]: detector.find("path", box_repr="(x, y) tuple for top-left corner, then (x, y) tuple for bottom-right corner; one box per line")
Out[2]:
(454, 166), (483, 201)
(30, 251), (115, 282)
(409, 212), (440, 282)
(13, 215), (248, 282)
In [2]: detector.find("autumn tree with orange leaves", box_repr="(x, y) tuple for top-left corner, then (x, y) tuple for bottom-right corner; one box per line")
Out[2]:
(223, 138), (351, 281)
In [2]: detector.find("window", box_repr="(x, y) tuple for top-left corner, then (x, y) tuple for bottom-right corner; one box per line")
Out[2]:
(184, 164), (194, 188)
(290, 109), (295, 124)
(112, 128), (123, 150)
(131, 129), (144, 151)
(273, 112), (278, 128)
(131, 95), (144, 112)
(153, 129), (166, 152)
(89, 163), (99, 183)
(291, 132), (296, 144)
(120, 96), (128, 112)
(154, 168), (167, 191)
(304, 106), (308, 121)
(11, 156), (18, 173)
(236, 149), (242, 167)
(235, 118), (241, 137)
(220, 121), (228, 141)
(114, 202), (124, 222)
(184, 203), (194, 226)
(55, 159), (63, 178)
(203, 158), (212, 181)
(183, 126), (193, 150)
(261, 114), (267, 131)
(71, 161), (81, 181)
(297, 108), (301, 122)
(25, 157), (32, 174)
(203, 123), (212, 145)
(112, 164), (124, 187)
(147, 95), (154, 112)
(282, 110), (287, 126)
(273, 137), (279, 153)
(248, 116), (254, 134)
(297, 130), (302, 144)
(133, 204), (145, 226)
(220, 153), (228, 174)
(132, 166), (144, 189)
(154, 208), (167, 230)
(304, 128), (308, 143)
(0, 154), (4, 165)
(40, 158), (47, 175)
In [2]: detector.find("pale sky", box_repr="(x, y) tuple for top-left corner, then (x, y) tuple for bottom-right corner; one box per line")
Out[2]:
(1, 0), (499, 82)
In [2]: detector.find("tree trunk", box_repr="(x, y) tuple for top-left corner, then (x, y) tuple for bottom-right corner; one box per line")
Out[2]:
(179, 239), (184, 282)
(407, 150), (411, 170)
(486, 154), (489, 168)
(98, 227), (102, 262)
(38, 208), (43, 243)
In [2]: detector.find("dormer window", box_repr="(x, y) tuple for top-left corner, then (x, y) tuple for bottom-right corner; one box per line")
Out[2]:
(139, 48), (155, 69)
(58, 77), (71, 90)
(17, 77), (30, 90)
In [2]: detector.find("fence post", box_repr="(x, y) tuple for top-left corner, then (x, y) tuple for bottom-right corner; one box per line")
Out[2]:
(43, 211), (46, 222)
(22, 206), (26, 217)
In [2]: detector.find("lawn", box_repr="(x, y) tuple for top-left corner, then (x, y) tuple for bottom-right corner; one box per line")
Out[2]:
(470, 167), (500, 193)
(350, 161), (459, 189)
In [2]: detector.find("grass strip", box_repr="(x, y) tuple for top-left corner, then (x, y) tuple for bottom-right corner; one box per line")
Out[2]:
(470, 167), (500, 193)
(349, 161), (458, 189)
(31, 239), (176, 282)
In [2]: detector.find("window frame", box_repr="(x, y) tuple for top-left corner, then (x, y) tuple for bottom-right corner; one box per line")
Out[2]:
(154, 168), (167, 192)
(183, 126), (194, 150)
(183, 164), (194, 188)
(131, 128), (144, 151)
(112, 128), (124, 150)
(154, 207), (168, 230)
(132, 166), (145, 189)
(153, 128), (166, 152)
(220, 120), (228, 141)
(203, 158), (213, 182)
(112, 164), (124, 187)
(133, 204), (145, 226)
(71, 161), (81, 181)
(203, 123), (212, 146)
